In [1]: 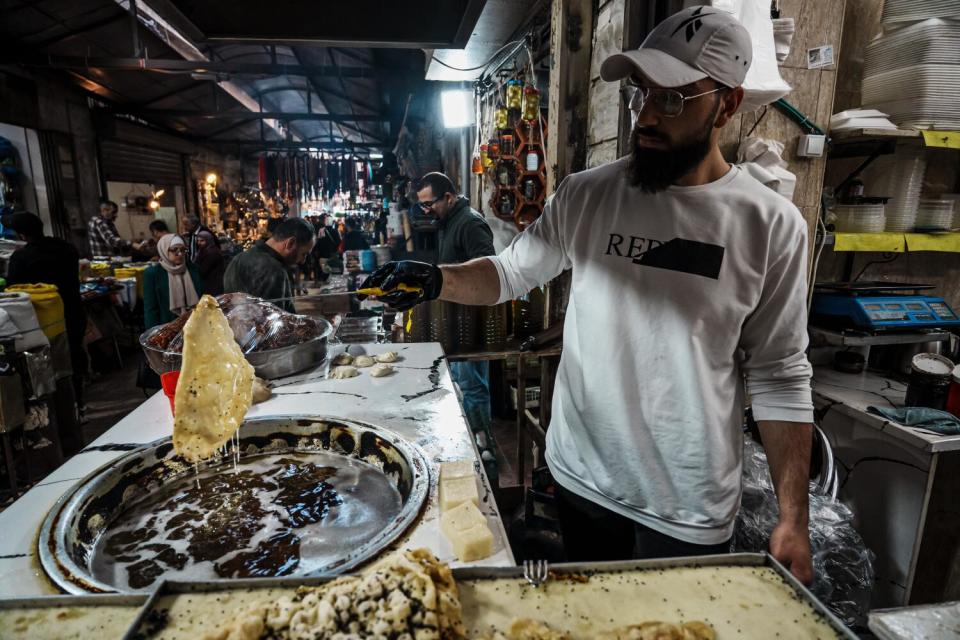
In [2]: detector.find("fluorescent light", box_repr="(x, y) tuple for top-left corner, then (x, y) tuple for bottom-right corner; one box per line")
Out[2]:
(441, 89), (474, 128)
(369, 153), (384, 159)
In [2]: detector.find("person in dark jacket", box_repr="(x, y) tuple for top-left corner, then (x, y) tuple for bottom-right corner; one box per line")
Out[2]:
(341, 217), (370, 251)
(194, 230), (226, 296)
(183, 215), (217, 263)
(143, 235), (203, 329)
(415, 172), (497, 476)
(223, 217), (315, 313)
(3, 211), (87, 452)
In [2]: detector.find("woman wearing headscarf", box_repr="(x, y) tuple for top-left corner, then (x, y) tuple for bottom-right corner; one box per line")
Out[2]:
(194, 230), (226, 296)
(143, 234), (203, 329)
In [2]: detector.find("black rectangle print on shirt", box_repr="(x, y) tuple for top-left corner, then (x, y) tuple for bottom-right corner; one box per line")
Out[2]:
(633, 238), (725, 280)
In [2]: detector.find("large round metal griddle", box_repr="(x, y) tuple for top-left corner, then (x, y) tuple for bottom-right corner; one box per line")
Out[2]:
(40, 416), (430, 594)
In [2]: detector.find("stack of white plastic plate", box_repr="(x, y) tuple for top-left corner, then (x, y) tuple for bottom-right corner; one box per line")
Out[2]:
(861, 18), (960, 128)
(915, 199), (956, 230)
(883, 0), (960, 25)
(864, 147), (927, 231)
(944, 193), (960, 228)
(834, 204), (886, 233)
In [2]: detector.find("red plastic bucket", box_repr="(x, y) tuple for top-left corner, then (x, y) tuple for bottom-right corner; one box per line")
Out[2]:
(160, 371), (180, 416)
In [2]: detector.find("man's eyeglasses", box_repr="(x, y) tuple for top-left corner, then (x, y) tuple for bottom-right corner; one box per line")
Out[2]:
(418, 195), (446, 212)
(619, 82), (723, 118)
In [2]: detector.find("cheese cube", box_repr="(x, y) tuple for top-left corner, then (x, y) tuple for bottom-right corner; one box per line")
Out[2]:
(439, 475), (479, 512)
(441, 501), (494, 562)
(439, 459), (475, 480)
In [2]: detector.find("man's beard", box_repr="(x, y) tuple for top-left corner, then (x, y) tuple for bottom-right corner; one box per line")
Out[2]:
(626, 110), (718, 194)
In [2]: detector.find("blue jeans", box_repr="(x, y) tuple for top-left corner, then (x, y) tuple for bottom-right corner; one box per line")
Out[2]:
(448, 361), (491, 438)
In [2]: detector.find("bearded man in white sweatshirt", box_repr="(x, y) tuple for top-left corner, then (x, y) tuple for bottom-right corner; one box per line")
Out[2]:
(362, 6), (815, 583)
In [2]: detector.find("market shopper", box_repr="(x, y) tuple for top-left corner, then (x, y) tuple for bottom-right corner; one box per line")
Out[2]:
(361, 6), (815, 583)
(183, 215), (217, 263)
(194, 230), (226, 296)
(3, 211), (87, 453)
(143, 235), (202, 330)
(223, 217), (315, 313)
(413, 172), (498, 472)
(133, 219), (171, 260)
(87, 200), (130, 258)
(341, 217), (370, 251)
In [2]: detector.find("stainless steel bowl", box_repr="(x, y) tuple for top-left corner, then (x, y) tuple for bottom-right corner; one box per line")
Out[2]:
(39, 416), (431, 594)
(139, 317), (333, 380)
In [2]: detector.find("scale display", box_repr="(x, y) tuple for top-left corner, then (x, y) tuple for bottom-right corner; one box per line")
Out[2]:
(811, 294), (960, 330)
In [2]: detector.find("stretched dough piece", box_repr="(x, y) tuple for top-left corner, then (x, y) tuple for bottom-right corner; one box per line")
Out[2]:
(330, 365), (359, 379)
(173, 295), (254, 463)
(375, 351), (399, 363)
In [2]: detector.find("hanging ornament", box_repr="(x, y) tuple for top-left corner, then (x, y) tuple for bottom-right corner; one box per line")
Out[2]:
(521, 86), (541, 122)
(478, 145), (490, 172)
(494, 102), (509, 130)
(505, 79), (523, 110)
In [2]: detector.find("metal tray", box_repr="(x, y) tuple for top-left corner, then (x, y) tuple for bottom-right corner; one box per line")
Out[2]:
(39, 416), (430, 594)
(122, 553), (855, 640)
(0, 593), (147, 640)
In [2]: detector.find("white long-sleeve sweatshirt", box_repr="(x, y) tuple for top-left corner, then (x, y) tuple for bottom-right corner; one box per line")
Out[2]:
(489, 158), (814, 544)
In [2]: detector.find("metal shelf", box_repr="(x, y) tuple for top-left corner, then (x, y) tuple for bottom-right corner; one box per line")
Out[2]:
(810, 326), (952, 347)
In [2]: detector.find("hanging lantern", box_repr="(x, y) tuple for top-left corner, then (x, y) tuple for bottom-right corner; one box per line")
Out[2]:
(472, 152), (484, 175)
(521, 86), (541, 122)
(505, 79), (523, 110)
(481, 144), (493, 169)
(494, 102), (509, 130)
(488, 137), (500, 159)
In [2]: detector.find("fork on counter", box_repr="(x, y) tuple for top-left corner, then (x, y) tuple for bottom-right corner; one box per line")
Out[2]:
(523, 559), (549, 587)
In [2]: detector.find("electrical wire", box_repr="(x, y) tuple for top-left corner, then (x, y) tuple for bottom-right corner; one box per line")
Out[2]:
(525, 44), (548, 163)
(852, 253), (900, 282)
(430, 40), (524, 73)
(807, 194), (829, 313)
(745, 105), (768, 138)
(773, 98), (826, 136)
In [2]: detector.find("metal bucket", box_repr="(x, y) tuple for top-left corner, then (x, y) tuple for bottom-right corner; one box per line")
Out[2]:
(39, 416), (430, 594)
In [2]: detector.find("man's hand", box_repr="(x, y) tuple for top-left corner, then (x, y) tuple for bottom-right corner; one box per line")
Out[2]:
(769, 519), (813, 584)
(757, 420), (814, 585)
(358, 261), (443, 311)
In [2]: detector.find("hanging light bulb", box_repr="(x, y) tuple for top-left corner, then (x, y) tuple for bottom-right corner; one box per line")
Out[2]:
(205, 172), (218, 185)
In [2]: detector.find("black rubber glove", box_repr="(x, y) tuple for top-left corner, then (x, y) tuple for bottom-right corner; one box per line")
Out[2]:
(358, 261), (443, 311)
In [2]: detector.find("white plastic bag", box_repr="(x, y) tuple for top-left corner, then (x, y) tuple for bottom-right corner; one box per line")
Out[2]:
(684, 0), (792, 111)
(736, 137), (797, 200)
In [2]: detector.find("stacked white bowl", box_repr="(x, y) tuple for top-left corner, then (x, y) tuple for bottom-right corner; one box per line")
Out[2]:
(915, 199), (956, 230)
(834, 203), (886, 233)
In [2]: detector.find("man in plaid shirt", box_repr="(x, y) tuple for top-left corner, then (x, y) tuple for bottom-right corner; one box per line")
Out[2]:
(87, 200), (130, 258)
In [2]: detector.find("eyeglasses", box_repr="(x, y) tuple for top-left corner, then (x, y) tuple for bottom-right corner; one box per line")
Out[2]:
(169, 246), (186, 255)
(418, 195), (446, 211)
(619, 82), (724, 118)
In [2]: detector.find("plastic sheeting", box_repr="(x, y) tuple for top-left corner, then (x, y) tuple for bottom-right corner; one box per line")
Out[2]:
(734, 437), (875, 628)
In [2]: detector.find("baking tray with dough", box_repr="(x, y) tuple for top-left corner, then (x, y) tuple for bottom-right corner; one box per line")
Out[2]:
(0, 593), (147, 640)
(119, 553), (853, 639)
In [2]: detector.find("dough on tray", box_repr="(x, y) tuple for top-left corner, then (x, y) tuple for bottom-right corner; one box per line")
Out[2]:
(370, 363), (395, 377)
(375, 351), (399, 363)
(251, 377), (272, 404)
(353, 354), (375, 368)
(173, 295), (254, 463)
(329, 365), (359, 379)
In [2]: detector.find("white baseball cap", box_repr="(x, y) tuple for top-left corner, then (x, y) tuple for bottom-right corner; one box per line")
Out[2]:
(600, 5), (752, 89)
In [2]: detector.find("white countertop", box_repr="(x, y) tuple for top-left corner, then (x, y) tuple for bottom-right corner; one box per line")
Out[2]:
(812, 366), (960, 453)
(0, 342), (513, 598)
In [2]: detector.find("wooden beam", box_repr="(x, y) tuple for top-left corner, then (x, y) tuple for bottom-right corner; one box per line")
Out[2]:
(546, 0), (595, 194)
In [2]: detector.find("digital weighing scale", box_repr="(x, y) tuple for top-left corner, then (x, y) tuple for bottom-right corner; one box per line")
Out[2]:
(811, 282), (960, 331)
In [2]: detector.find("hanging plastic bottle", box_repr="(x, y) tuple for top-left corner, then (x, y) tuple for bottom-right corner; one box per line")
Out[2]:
(472, 151), (484, 175)
(506, 79), (523, 110)
(521, 86), (541, 122)
(526, 149), (539, 172)
(488, 138), (500, 158)
(494, 103), (509, 130)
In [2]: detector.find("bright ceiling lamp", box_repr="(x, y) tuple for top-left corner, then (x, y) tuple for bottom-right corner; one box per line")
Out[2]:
(441, 89), (474, 128)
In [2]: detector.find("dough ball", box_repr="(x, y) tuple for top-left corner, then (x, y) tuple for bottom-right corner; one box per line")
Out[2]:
(353, 355), (376, 368)
(252, 377), (272, 404)
(332, 352), (354, 366)
(330, 365), (359, 379)
(374, 351), (399, 363)
(370, 363), (395, 378)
